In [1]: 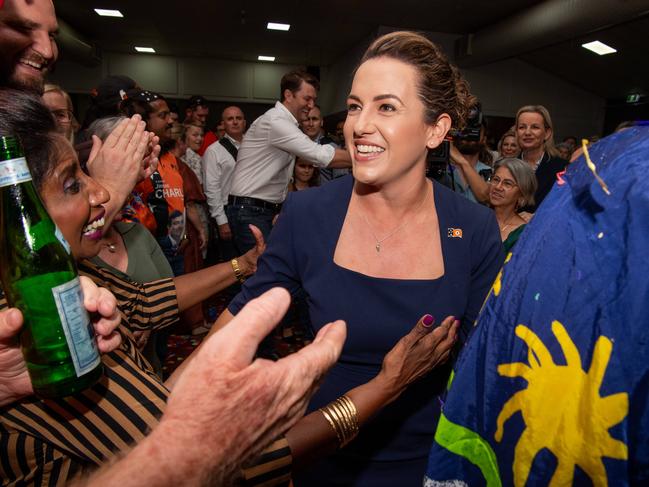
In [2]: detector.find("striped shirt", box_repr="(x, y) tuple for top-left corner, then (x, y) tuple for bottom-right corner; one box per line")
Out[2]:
(0, 260), (290, 486)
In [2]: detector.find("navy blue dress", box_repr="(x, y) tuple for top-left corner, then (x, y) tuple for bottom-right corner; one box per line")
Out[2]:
(229, 175), (504, 486)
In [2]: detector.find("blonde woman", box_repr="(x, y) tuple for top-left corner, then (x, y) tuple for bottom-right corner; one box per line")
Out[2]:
(515, 105), (568, 211)
(497, 128), (519, 159)
(42, 83), (78, 144)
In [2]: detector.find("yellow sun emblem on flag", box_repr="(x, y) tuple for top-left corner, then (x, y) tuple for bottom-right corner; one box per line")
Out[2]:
(495, 321), (628, 486)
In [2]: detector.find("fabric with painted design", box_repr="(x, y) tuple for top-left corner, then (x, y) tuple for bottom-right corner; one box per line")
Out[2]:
(425, 126), (649, 486)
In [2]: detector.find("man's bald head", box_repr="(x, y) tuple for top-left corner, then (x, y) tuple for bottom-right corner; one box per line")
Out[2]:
(0, 0), (58, 93)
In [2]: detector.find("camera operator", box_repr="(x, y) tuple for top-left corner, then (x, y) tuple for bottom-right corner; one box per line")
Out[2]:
(448, 103), (493, 204)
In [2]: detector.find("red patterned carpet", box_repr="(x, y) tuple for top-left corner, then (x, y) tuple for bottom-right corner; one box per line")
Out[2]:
(162, 290), (312, 377)
(162, 333), (206, 376)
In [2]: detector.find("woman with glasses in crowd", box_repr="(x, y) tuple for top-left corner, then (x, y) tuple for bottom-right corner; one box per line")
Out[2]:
(489, 157), (537, 252)
(42, 83), (78, 144)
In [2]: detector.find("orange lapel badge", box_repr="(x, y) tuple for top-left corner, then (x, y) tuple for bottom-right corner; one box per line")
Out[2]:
(448, 228), (463, 238)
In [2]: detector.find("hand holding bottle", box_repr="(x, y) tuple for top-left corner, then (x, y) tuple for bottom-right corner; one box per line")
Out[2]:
(0, 277), (122, 407)
(79, 276), (122, 354)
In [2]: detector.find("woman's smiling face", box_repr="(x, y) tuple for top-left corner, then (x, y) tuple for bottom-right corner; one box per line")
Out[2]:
(38, 135), (110, 260)
(185, 124), (204, 152)
(489, 166), (521, 209)
(344, 57), (441, 188)
(501, 135), (520, 158)
(294, 161), (315, 184)
(516, 111), (550, 153)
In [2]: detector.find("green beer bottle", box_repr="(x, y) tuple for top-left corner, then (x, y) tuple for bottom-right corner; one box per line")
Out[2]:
(0, 135), (102, 398)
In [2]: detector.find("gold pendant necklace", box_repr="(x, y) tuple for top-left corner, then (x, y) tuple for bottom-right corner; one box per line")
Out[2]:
(498, 214), (518, 233)
(360, 186), (431, 253)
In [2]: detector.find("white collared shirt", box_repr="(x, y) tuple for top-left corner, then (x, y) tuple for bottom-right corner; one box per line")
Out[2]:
(229, 101), (335, 204)
(202, 134), (241, 225)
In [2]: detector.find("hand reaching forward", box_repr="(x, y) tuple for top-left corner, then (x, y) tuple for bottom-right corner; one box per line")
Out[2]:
(160, 287), (346, 484)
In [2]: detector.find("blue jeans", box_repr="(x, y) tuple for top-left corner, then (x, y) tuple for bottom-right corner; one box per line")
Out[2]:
(226, 204), (277, 254)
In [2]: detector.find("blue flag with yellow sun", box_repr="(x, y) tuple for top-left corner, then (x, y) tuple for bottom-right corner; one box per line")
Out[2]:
(425, 126), (649, 486)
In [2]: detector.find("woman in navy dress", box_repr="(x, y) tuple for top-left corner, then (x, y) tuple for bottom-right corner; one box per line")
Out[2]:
(212, 32), (504, 485)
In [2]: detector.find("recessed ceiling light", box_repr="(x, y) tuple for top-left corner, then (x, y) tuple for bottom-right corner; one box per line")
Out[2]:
(135, 47), (156, 53)
(581, 41), (617, 56)
(94, 9), (124, 18)
(267, 22), (290, 31)
(258, 55), (276, 62)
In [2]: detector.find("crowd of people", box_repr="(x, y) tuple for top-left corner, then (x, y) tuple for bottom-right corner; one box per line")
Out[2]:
(1, 0), (647, 486)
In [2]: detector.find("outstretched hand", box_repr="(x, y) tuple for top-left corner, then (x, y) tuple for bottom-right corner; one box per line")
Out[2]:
(161, 288), (346, 484)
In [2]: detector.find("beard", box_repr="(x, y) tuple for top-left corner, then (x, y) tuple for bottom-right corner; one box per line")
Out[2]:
(3, 51), (50, 94)
(456, 139), (481, 156)
(5, 70), (45, 93)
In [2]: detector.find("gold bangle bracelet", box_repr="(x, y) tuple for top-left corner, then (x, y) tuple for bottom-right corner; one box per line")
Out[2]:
(336, 396), (358, 446)
(334, 397), (358, 445)
(320, 407), (344, 445)
(328, 401), (348, 437)
(230, 258), (246, 284)
(319, 395), (359, 448)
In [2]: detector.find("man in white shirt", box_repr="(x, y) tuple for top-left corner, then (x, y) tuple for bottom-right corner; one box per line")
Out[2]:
(202, 105), (246, 259)
(227, 70), (351, 252)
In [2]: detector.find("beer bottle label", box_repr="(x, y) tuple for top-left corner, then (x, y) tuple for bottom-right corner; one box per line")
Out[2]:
(51, 277), (101, 377)
(0, 156), (32, 187)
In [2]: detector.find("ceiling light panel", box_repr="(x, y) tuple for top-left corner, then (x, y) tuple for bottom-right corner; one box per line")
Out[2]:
(267, 22), (290, 31)
(581, 41), (617, 56)
(135, 47), (156, 53)
(258, 55), (276, 62)
(94, 9), (124, 17)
